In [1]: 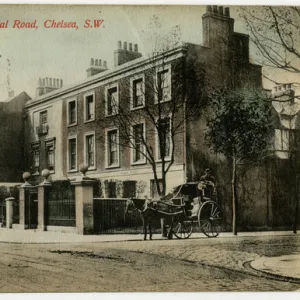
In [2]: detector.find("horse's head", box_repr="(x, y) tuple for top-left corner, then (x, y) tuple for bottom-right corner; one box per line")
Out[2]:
(125, 198), (135, 215)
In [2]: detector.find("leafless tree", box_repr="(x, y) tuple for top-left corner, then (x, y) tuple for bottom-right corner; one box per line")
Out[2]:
(241, 6), (300, 94)
(99, 17), (206, 198)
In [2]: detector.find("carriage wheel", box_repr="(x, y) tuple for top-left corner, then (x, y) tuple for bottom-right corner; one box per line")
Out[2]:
(172, 217), (193, 239)
(198, 201), (221, 238)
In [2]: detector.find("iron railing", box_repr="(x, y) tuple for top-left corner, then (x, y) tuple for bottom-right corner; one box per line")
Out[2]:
(47, 198), (76, 227)
(93, 198), (161, 234)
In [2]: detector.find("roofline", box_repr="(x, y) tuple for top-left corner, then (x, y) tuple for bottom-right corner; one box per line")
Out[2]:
(25, 45), (188, 109)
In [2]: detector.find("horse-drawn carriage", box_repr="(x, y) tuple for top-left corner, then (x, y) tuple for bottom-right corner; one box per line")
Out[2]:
(125, 181), (222, 240)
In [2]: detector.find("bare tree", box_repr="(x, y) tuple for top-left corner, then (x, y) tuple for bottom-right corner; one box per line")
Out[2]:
(103, 51), (205, 197)
(99, 17), (206, 198)
(241, 6), (300, 232)
(241, 6), (300, 93)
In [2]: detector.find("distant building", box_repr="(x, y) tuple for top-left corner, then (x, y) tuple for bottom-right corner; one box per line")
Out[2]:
(0, 91), (31, 182)
(272, 83), (300, 159)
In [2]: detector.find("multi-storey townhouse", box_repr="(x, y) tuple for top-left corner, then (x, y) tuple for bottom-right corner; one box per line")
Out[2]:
(23, 6), (262, 201)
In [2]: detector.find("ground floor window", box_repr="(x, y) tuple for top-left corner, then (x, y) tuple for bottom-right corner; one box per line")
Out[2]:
(150, 179), (163, 199)
(123, 181), (136, 198)
(107, 181), (117, 198)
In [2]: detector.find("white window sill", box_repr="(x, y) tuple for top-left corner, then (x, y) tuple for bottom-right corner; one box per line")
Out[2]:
(155, 98), (171, 104)
(84, 119), (95, 124)
(68, 169), (78, 173)
(105, 164), (120, 169)
(156, 157), (172, 163)
(130, 104), (145, 111)
(87, 166), (96, 171)
(68, 123), (78, 127)
(131, 160), (147, 166)
(105, 113), (119, 117)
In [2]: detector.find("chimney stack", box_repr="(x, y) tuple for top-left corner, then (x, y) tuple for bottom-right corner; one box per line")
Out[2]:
(224, 7), (230, 17)
(114, 41), (142, 67)
(202, 5), (234, 47)
(86, 57), (108, 77)
(36, 77), (63, 97)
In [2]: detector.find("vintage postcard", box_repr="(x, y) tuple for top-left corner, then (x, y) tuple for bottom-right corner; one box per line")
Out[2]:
(0, 3), (299, 293)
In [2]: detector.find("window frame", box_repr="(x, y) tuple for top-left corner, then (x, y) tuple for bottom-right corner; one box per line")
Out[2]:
(155, 64), (172, 104)
(68, 135), (78, 172)
(40, 110), (48, 125)
(31, 142), (40, 175)
(131, 121), (147, 165)
(45, 138), (56, 173)
(83, 91), (95, 122)
(84, 131), (96, 170)
(130, 74), (145, 110)
(67, 97), (77, 126)
(105, 127), (120, 168)
(155, 115), (172, 162)
(105, 83), (119, 116)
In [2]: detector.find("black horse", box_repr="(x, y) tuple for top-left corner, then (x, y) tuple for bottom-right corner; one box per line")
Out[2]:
(125, 198), (182, 240)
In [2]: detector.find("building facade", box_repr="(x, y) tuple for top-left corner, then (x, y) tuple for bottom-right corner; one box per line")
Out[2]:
(22, 5), (263, 202)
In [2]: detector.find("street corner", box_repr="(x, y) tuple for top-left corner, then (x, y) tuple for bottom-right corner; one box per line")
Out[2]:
(250, 254), (300, 281)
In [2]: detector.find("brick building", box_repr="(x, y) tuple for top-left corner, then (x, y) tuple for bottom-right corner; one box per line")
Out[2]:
(23, 5), (262, 202)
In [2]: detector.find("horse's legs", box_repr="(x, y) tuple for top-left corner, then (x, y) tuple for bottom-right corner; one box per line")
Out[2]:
(143, 216), (147, 240)
(167, 219), (173, 240)
(148, 219), (152, 240)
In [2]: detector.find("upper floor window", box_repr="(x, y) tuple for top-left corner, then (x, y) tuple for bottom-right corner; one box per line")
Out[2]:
(68, 137), (77, 171)
(274, 129), (291, 151)
(106, 85), (118, 116)
(84, 92), (95, 121)
(40, 110), (48, 125)
(67, 98), (77, 126)
(156, 67), (171, 103)
(46, 145), (55, 172)
(37, 110), (49, 136)
(33, 150), (40, 173)
(157, 117), (171, 160)
(85, 133), (95, 169)
(130, 76), (145, 109)
(132, 123), (146, 164)
(106, 128), (119, 167)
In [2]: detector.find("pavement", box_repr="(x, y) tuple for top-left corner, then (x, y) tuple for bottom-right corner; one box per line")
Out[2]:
(0, 228), (299, 282)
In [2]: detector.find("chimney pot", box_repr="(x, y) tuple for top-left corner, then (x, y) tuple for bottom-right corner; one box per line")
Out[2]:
(60, 79), (63, 88)
(96, 59), (99, 66)
(91, 58), (94, 66)
(46, 77), (48, 86)
(224, 7), (230, 17)
(99, 59), (102, 66)
(218, 6), (223, 15)
(206, 5), (212, 12)
(49, 78), (52, 86)
(129, 43), (133, 51)
(213, 5), (218, 13)
(124, 42), (127, 50)
(56, 79), (59, 87)
(134, 44), (138, 52)
(103, 61), (107, 68)
(53, 78), (56, 87)
(118, 41), (122, 49)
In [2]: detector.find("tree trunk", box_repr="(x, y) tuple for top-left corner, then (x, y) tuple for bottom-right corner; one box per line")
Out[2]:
(160, 168), (168, 237)
(231, 157), (238, 236)
(293, 176), (299, 234)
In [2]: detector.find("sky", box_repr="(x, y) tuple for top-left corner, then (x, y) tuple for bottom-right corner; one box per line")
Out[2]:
(0, 4), (295, 100)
